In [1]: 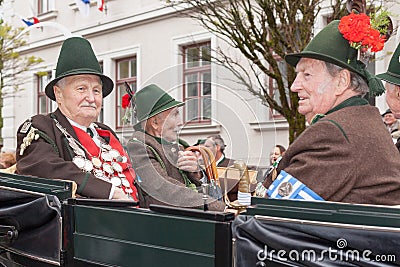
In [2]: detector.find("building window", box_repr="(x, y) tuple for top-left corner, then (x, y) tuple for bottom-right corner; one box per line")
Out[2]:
(182, 42), (211, 124)
(35, 0), (54, 15)
(36, 71), (52, 114)
(116, 57), (137, 128)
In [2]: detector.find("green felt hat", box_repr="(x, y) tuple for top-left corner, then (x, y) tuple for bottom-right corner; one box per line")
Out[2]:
(134, 84), (184, 129)
(193, 139), (206, 146)
(377, 43), (400, 85)
(285, 20), (385, 97)
(45, 37), (114, 101)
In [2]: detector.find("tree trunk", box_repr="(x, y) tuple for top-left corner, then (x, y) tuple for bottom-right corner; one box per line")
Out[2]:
(286, 111), (306, 144)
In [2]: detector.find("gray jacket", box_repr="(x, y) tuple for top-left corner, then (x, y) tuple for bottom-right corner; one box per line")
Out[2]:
(126, 131), (225, 211)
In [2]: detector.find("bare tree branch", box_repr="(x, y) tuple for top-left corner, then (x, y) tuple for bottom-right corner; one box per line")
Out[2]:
(165, 0), (388, 142)
(0, 22), (43, 140)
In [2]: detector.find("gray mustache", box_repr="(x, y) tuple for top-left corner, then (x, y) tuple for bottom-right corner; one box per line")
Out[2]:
(82, 103), (97, 108)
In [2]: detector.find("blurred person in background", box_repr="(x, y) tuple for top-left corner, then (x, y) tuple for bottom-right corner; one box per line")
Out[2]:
(269, 145), (286, 166)
(203, 135), (234, 167)
(0, 151), (16, 169)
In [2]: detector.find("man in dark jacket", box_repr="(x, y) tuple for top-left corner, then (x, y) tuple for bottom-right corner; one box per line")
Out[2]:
(126, 84), (225, 211)
(203, 135), (234, 167)
(262, 19), (400, 205)
(16, 37), (137, 200)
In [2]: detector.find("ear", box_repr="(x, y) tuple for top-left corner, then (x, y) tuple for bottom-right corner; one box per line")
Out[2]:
(395, 85), (400, 99)
(150, 117), (159, 130)
(53, 86), (63, 103)
(334, 69), (351, 96)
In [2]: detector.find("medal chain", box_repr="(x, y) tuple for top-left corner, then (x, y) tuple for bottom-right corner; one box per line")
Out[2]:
(52, 117), (134, 198)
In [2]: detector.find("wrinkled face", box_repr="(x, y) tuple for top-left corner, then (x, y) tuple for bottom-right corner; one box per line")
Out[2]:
(159, 107), (183, 142)
(385, 82), (400, 119)
(270, 146), (282, 165)
(291, 58), (340, 123)
(54, 74), (103, 127)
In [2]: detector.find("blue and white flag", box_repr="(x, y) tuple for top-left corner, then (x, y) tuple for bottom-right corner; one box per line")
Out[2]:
(267, 170), (324, 201)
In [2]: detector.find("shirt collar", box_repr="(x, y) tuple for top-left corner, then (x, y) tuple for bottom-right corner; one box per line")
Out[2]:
(67, 119), (98, 138)
(216, 154), (225, 166)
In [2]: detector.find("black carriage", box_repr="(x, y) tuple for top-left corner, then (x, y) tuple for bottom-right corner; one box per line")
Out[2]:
(1, 172), (399, 266)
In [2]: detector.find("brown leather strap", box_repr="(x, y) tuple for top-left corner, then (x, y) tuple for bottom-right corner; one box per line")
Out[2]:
(185, 146), (219, 185)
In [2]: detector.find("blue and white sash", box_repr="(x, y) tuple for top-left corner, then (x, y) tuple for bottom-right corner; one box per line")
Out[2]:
(267, 170), (324, 201)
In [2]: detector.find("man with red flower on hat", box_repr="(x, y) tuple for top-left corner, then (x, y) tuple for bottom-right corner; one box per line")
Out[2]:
(261, 16), (400, 205)
(16, 36), (138, 201)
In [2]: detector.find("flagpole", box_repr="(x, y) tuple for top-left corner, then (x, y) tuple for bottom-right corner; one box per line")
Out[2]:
(3, 22), (74, 49)
(16, 21), (73, 39)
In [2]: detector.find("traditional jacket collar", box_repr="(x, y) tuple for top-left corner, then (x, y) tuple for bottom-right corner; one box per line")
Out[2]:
(216, 154), (225, 166)
(143, 130), (175, 145)
(51, 109), (79, 140)
(311, 96), (368, 124)
(142, 130), (189, 148)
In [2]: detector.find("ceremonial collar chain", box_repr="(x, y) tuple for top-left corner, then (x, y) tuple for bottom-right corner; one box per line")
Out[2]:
(52, 117), (134, 198)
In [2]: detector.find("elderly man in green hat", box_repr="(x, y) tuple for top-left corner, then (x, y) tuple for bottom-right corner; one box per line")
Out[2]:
(261, 19), (400, 205)
(126, 84), (225, 211)
(16, 37), (138, 201)
(377, 43), (400, 152)
(377, 43), (400, 118)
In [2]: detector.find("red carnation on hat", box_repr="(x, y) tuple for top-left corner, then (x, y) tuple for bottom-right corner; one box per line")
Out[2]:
(363, 28), (385, 52)
(338, 12), (386, 53)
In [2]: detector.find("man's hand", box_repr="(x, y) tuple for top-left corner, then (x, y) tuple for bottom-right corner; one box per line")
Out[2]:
(177, 150), (200, 172)
(112, 187), (130, 200)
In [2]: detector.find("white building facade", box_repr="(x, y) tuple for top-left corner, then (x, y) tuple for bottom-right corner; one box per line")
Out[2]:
(1, 0), (398, 168)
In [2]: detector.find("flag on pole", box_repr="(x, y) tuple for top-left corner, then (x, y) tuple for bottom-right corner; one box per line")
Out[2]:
(21, 16), (40, 27)
(97, 0), (105, 12)
(75, 0), (90, 17)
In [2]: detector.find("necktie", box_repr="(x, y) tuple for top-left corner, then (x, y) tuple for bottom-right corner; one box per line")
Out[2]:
(86, 127), (94, 138)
